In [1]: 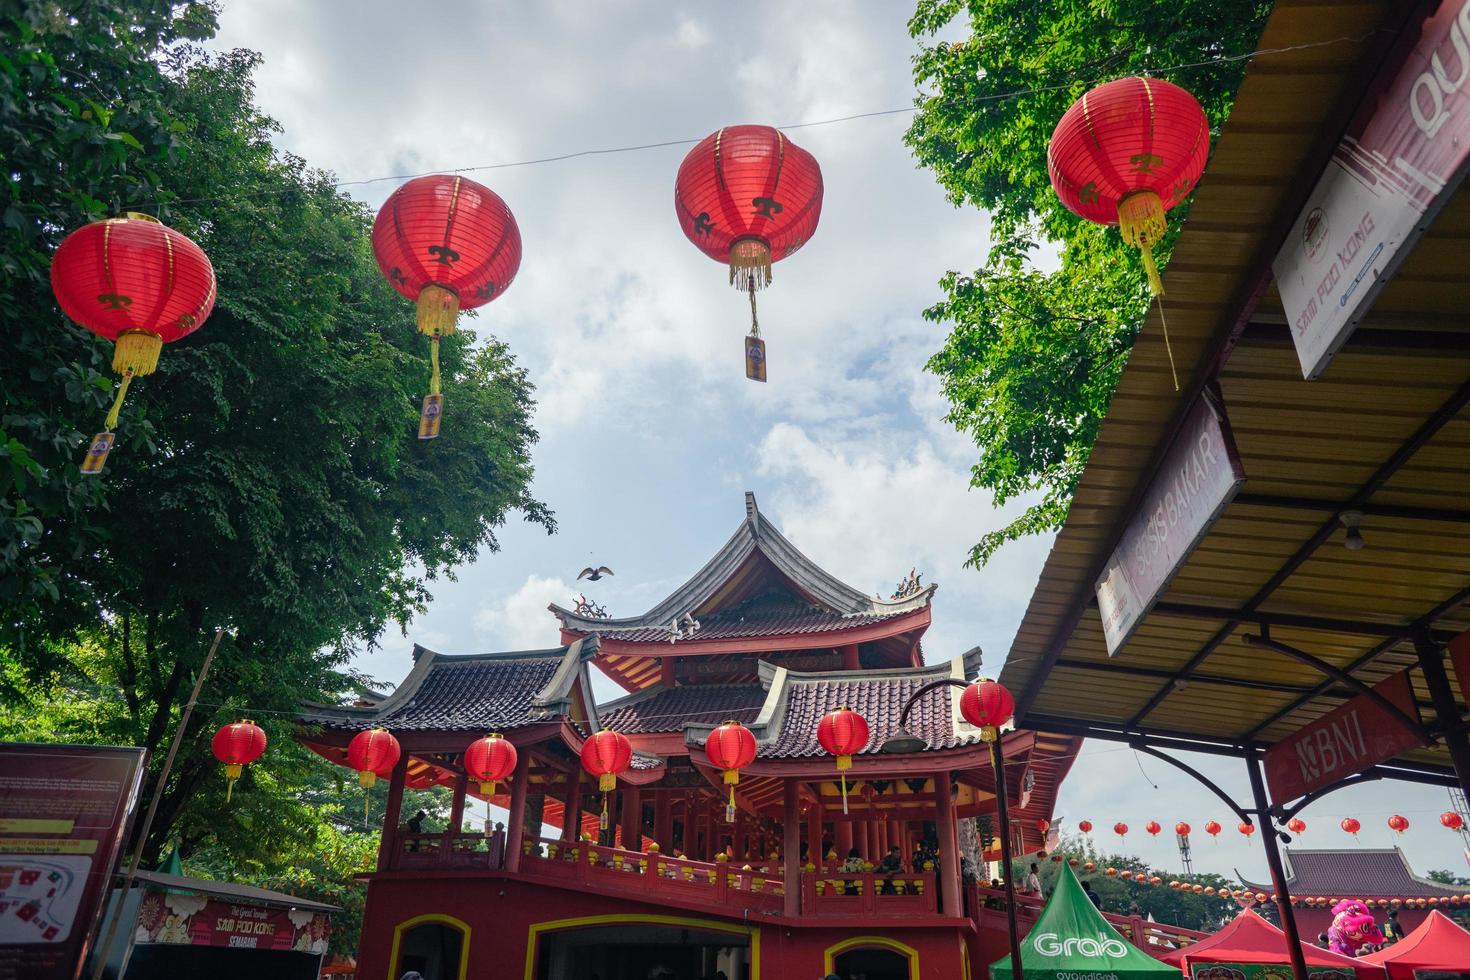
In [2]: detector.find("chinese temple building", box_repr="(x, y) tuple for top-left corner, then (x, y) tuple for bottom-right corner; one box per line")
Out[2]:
(1238, 847), (1470, 939)
(297, 494), (1132, 980)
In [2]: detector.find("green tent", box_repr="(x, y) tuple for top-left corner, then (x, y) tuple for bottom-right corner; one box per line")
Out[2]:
(990, 864), (1180, 980)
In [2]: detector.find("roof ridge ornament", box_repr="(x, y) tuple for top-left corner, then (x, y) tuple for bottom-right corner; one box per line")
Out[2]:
(667, 612), (701, 643)
(891, 567), (923, 600)
(572, 593), (609, 619)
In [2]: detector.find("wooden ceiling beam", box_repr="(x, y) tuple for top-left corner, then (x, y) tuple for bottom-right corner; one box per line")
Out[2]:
(1232, 494), (1470, 525)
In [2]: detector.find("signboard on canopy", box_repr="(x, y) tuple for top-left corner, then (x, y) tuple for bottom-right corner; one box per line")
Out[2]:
(1273, 0), (1470, 379)
(1094, 393), (1246, 656)
(1264, 670), (1427, 802)
(1189, 966), (1354, 980)
(132, 892), (330, 953)
(0, 744), (145, 980)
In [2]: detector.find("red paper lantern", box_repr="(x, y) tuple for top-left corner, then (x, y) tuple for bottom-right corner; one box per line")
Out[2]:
(464, 733), (518, 797)
(1037, 819), (1051, 835)
(1340, 817), (1361, 837)
(1105, 867), (1117, 877)
(581, 730), (633, 831)
(959, 680), (1016, 735)
(50, 214), (217, 472)
(1048, 77), (1210, 297)
(674, 125), (823, 381)
(817, 706), (870, 815)
(1145, 821), (1161, 838)
(1175, 822), (1191, 837)
(1078, 820), (1093, 834)
(705, 720), (758, 821)
(1120, 870), (1133, 880)
(1287, 817), (1307, 835)
(347, 728), (401, 790)
(1388, 814), (1410, 834)
(371, 175), (521, 437)
(1238, 821), (1256, 838)
(1441, 811), (1465, 831)
(211, 720), (266, 803)
(1204, 820), (1222, 839)
(1113, 822), (1128, 840)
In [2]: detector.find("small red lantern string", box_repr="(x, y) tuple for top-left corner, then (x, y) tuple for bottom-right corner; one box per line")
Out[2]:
(816, 707), (870, 815)
(1340, 817), (1361, 839)
(1175, 822), (1191, 838)
(1204, 820), (1221, 841)
(705, 720), (758, 822)
(347, 728), (401, 822)
(371, 174), (522, 439)
(580, 731), (633, 831)
(1388, 814), (1410, 834)
(1145, 821), (1161, 839)
(1238, 821), (1256, 839)
(1114, 822), (1128, 842)
(50, 214), (217, 473)
(211, 720), (266, 803)
(1037, 819), (1051, 836)
(1441, 811), (1465, 831)
(1287, 817), (1307, 835)
(464, 733), (518, 798)
(1078, 820), (1093, 835)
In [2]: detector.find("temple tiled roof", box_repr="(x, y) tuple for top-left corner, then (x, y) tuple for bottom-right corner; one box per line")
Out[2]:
(684, 649), (986, 759)
(600, 684), (766, 734)
(550, 492), (935, 638)
(595, 593), (913, 644)
(301, 638), (599, 733)
(1238, 848), (1464, 898)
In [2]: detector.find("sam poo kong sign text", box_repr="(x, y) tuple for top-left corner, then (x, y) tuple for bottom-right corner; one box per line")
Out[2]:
(1274, 0), (1470, 378)
(1095, 394), (1246, 656)
(1264, 670), (1428, 801)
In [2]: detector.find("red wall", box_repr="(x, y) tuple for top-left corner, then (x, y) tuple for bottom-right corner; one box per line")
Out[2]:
(357, 873), (977, 980)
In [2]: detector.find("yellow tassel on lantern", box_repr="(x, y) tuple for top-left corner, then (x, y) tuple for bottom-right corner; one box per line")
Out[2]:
(728, 238), (773, 290)
(223, 763), (242, 804)
(479, 779), (496, 797)
(82, 330), (165, 475)
(1117, 190), (1167, 297)
(723, 769), (740, 823)
(416, 285), (458, 440)
(836, 754), (852, 815)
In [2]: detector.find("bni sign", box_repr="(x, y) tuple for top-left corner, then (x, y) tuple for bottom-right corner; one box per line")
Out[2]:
(1095, 394), (1245, 656)
(1274, 0), (1470, 379)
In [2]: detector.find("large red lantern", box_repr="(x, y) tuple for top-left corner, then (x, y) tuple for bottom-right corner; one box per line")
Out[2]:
(1037, 819), (1051, 836)
(1340, 817), (1361, 838)
(816, 706), (869, 815)
(1078, 820), (1093, 835)
(1388, 814), (1410, 834)
(371, 175), (521, 438)
(1145, 821), (1161, 838)
(705, 721), (758, 822)
(464, 732), (518, 797)
(211, 720), (266, 803)
(1048, 77), (1210, 387)
(1441, 811), (1465, 831)
(959, 679), (1015, 738)
(50, 214), (217, 473)
(347, 728), (401, 821)
(581, 730), (633, 830)
(674, 125), (823, 381)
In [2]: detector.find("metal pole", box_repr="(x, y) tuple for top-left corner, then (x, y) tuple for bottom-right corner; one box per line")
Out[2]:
(94, 627), (226, 980)
(990, 738), (1024, 980)
(1415, 632), (1470, 799)
(1245, 748), (1308, 980)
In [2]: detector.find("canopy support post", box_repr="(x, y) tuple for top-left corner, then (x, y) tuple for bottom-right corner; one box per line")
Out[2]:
(990, 739), (1024, 977)
(1246, 748), (1308, 980)
(1416, 630), (1470, 800)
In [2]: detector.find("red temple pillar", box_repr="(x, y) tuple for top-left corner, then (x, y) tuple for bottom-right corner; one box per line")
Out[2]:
(562, 771), (583, 842)
(620, 785), (641, 850)
(841, 643), (860, 671)
(375, 752), (410, 870)
(505, 749), (531, 873)
(735, 817), (747, 860)
(935, 771), (962, 917)
(868, 820), (881, 863)
(835, 820), (853, 858)
(807, 806), (822, 864)
(783, 780), (801, 916)
(654, 791), (671, 849)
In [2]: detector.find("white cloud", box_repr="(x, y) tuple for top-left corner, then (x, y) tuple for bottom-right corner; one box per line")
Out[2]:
(473, 574), (573, 650)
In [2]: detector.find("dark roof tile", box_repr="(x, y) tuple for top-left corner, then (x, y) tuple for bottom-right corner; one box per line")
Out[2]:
(601, 684), (766, 734)
(1240, 848), (1463, 897)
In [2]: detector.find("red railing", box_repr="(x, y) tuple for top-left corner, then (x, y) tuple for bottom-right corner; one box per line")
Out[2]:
(382, 829), (504, 871)
(802, 870), (938, 917)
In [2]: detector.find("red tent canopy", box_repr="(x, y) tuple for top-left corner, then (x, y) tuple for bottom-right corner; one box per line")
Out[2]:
(1162, 909), (1384, 980)
(1359, 910), (1470, 980)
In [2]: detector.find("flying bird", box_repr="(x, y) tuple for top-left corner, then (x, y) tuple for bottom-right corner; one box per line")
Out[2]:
(577, 566), (614, 581)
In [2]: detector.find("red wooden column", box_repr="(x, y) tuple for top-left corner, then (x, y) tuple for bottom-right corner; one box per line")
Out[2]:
(735, 816), (747, 860)
(934, 771), (962, 917)
(841, 643), (860, 671)
(806, 806), (822, 863)
(620, 785), (641, 850)
(835, 820), (853, 858)
(375, 752), (410, 870)
(561, 771), (583, 842)
(783, 780), (801, 916)
(504, 749), (532, 873)
(654, 791), (671, 849)
(869, 820), (881, 862)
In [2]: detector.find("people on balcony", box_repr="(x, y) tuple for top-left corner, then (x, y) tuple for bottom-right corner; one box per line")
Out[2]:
(874, 845), (904, 895)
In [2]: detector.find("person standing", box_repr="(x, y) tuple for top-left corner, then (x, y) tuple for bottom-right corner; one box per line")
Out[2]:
(1024, 862), (1042, 895)
(1081, 880), (1102, 907)
(1381, 909), (1403, 944)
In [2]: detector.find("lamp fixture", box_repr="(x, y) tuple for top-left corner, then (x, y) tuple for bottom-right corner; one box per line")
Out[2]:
(1339, 510), (1365, 551)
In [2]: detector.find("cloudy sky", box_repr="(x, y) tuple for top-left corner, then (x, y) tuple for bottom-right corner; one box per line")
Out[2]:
(211, 1), (1469, 884)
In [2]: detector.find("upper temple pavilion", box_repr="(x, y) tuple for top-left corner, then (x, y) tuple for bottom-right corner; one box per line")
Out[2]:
(295, 493), (1143, 980)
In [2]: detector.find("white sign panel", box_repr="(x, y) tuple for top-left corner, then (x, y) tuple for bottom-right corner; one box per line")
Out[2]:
(1274, 0), (1470, 378)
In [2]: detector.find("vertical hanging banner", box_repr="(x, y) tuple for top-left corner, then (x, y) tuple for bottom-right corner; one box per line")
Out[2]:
(1274, 0), (1470, 378)
(0, 744), (145, 980)
(1094, 393), (1246, 656)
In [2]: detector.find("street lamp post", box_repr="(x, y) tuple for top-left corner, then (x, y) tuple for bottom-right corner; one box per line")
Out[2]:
(882, 677), (1024, 980)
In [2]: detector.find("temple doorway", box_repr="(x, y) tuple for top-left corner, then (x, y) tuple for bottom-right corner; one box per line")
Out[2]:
(393, 919), (466, 980)
(831, 945), (913, 980)
(533, 922), (750, 980)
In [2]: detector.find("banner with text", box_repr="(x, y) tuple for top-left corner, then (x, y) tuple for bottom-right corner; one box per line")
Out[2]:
(132, 892), (330, 954)
(1095, 395), (1246, 656)
(1274, 0), (1470, 378)
(0, 744), (145, 980)
(1264, 670), (1427, 802)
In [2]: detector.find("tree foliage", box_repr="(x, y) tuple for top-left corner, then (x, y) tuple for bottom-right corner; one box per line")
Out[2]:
(0, 0), (552, 942)
(906, 1), (1271, 564)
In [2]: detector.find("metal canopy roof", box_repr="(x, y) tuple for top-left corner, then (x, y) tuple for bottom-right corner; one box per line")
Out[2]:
(1000, 0), (1467, 779)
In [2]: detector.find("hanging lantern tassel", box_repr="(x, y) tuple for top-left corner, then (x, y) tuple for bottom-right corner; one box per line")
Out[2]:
(1117, 190), (1179, 392)
(83, 330), (164, 474)
(359, 769), (378, 824)
(743, 277), (767, 383)
(223, 763), (242, 804)
(837, 754), (852, 815)
(724, 770), (739, 823)
(416, 284), (458, 440)
(599, 771), (615, 831)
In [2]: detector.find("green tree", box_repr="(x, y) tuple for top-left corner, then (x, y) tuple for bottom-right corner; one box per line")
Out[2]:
(1, 0), (550, 872)
(1428, 868), (1470, 887)
(906, 1), (1271, 564)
